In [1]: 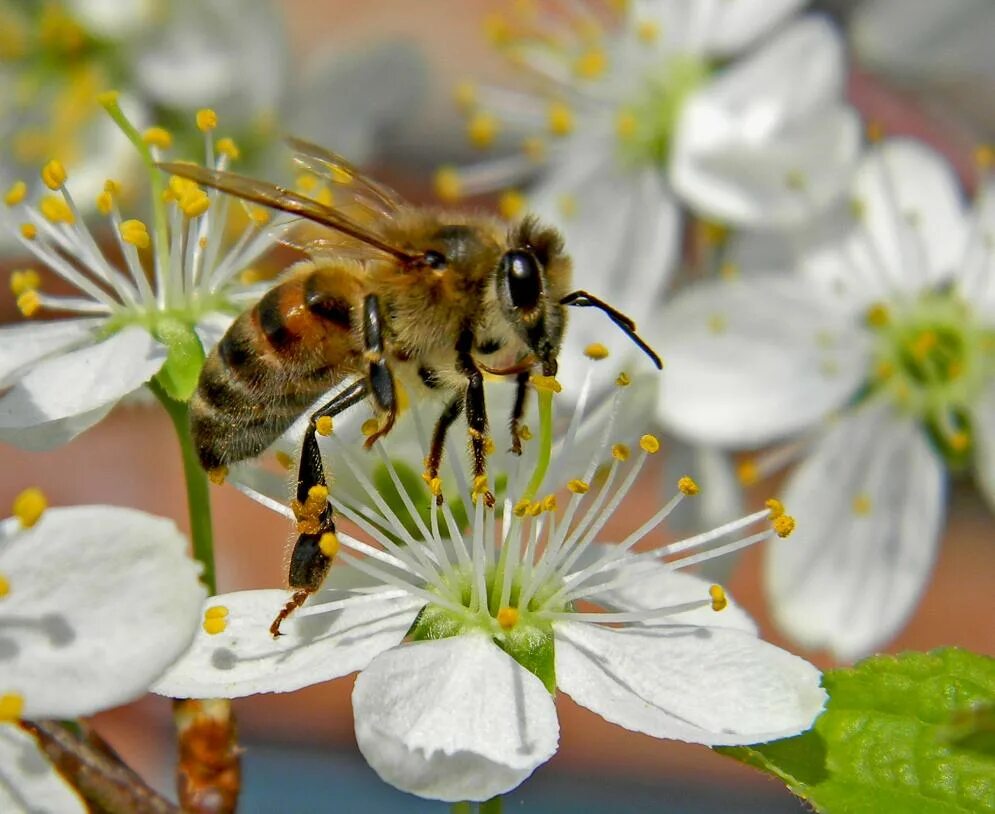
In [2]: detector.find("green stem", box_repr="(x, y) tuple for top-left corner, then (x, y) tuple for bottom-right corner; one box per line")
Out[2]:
(521, 388), (554, 503)
(480, 796), (503, 814)
(450, 804), (472, 814)
(150, 378), (217, 594)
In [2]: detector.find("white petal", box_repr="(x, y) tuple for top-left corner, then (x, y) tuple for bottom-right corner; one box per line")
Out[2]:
(155, 590), (422, 698)
(672, 18), (860, 226)
(972, 382), (995, 514)
(0, 726), (85, 814)
(1, 506), (205, 717)
(699, 0), (808, 56)
(194, 312), (233, 356)
(354, 634), (559, 802)
(65, 0), (156, 39)
(0, 327), (166, 449)
(653, 274), (869, 447)
(0, 319), (102, 388)
(766, 402), (946, 661)
(556, 620), (825, 745)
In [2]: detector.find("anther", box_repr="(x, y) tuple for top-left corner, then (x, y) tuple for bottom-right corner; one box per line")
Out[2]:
(361, 418), (380, 437)
(530, 374), (562, 393)
(865, 302), (890, 328)
(584, 342), (609, 360)
(248, 205), (270, 225)
(547, 102), (574, 137)
(467, 111), (498, 149)
(499, 189), (525, 220)
(4, 180), (27, 206)
(615, 109), (637, 141)
(13, 487), (46, 528)
(542, 494), (557, 512)
(737, 459), (759, 487)
(318, 532), (340, 558)
(513, 498), (530, 517)
(16, 290), (40, 317)
(202, 605), (229, 635)
(0, 693), (24, 723)
(96, 190), (113, 215)
(709, 584), (727, 612)
(120, 219), (151, 249)
(20, 223), (37, 240)
(41, 159), (67, 190)
(950, 431), (970, 453)
(773, 515), (796, 537)
(678, 476), (699, 496)
(40, 195), (74, 224)
(636, 19), (659, 43)
(217, 137), (240, 159)
(207, 466), (228, 485)
(196, 108), (218, 132)
(567, 479), (589, 494)
(615, 372), (630, 387)
(315, 416), (333, 436)
(10, 269), (40, 296)
(851, 494), (872, 516)
(574, 48), (607, 79)
(765, 498), (785, 519)
(454, 79), (477, 110)
(0, 573), (10, 598)
(429, 477), (443, 499)
(611, 443), (630, 462)
(96, 90), (120, 107)
(142, 127), (173, 149)
(518, 424), (532, 441)
(497, 606), (519, 630)
(434, 166), (462, 203)
(522, 136), (546, 162)
(639, 434), (660, 454)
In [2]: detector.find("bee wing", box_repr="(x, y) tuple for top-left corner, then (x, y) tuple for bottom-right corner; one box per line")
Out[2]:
(157, 162), (417, 264)
(285, 135), (405, 219)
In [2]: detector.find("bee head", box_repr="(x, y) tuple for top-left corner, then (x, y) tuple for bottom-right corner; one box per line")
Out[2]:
(497, 216), (570, 376)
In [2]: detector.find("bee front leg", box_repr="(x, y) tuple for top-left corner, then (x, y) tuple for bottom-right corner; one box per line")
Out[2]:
(457, 330), (495, 507)
(509, 370), (530, 456)
(272, 379), (368, 637)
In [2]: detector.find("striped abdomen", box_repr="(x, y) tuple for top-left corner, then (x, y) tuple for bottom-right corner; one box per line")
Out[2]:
(191, 262), (366, 470)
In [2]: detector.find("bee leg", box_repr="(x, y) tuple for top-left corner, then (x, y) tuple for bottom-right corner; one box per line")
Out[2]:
(457, 330), (495, 507)
(424, 395), (464, 505)
(361, 294), (399, 448)
(272, 380), (368, 637)
(509, 370), (530, 456)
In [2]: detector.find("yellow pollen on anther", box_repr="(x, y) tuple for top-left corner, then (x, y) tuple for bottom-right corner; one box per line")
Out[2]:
(467, 111), (498, 149)
(20, 223), (37, 240)
(275, 450), (294, 470)
(454, 80), (477, 109)
(179, 189), (210, 218)
(196, 108), (218, 132)
(40, 195), (74, 224)
(434, 166), (462, 203)
(41, 159), (67, 190)
(518, 425), (532, 441)
(0, 574), (10, 598)
(611, 443), (630, 462)
(96, 191), (113, 215)
(497, 606), (519, 630)
(319, 532), (340, 558)
(120, 219), (150, 248)
(567, 479), (589, 494)
(13, 488), (46, 527)
(5, 180), (27, 206)
(499, 189), (526, 220)
(0, 693), (24, 722)
(205, 605), (229, 619)
(678, 476), (699, 496)
(217, 137), (240, 159)
(315, 416), (334, 436)
(865, 302), (890, 328)
(16, 290), (40, 317)
(513, 498), (530, 517)
(736, 459), (758, 486)
(527, 500), (543, 517)
(709, 584), (727, 612)
(636, 19), (660, 43)
(574, 48), (607, 79)
(542, 493), (557, 512)
(246, 205), (270, 226)
(584, 342), (609, 360)
(208, 466), (228, 485)
(10, 269), (40, 296)
(548, 102), (574, 137)
(773, 515), (796, 538)
(530, 374), (562, 393)
(615, 372), (631, 387)
(765, 498), (785, 519)
(851, 493), (872, 516)
(104, 179), (122, 196)
(361, 418), (380, 437)
(202, 614), (228, 635)
(142, 126), (173, 149)
(639, 434), (660, 454)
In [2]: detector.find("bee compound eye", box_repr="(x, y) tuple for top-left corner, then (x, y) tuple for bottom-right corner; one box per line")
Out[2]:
(501, 249), (542, 311)
(423, 250), (447, 269)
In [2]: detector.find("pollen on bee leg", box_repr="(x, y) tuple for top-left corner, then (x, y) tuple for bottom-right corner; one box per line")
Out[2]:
(497, 606), (519, 630)
(202, 605), (229, 635)
(773, 515), (796, 538)
(315, 416), (334, 436)
(677, 476), (699, 496)
(0, 693), (24, 723)
(483, 437), (496, 456)
(207, 466), (228, 485)
(318, 532), (340, 558)
(472, 475), (490, 498)
(709, 585), (727, 612)
(584, 342), (610, 360)
(13, 487), (46, 528)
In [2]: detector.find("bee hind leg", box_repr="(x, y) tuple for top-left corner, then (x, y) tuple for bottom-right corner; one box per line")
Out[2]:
(457, 330), (495, 507)
(424, 395), (464, 505)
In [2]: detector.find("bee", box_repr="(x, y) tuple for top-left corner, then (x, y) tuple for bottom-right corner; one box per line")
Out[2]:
(160, 139), (661, 635)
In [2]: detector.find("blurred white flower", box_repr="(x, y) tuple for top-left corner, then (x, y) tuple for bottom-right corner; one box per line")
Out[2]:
(0, 98), (281, 450)
(0, 487), (205, 813)
(156, 371), (823, 803)
(652, 139), (995, 659)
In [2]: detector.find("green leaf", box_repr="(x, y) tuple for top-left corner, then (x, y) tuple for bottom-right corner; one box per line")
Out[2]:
(153, 318), (205, 401)
(720, 648), (995, 813)
(495, 623), (556, 694)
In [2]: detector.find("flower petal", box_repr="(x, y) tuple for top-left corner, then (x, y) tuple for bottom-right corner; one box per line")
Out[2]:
(0, 726), (85, 814)
(0, 319), (102, 389)
(972, 382), (995, 514)
(194, 312), (234, 356)
(353, 634), (559, 802)
(555, 620), (825, 745)
(672, 17), (860, 226)
(1, 506), (204, 717)
(653, 274), (868, 447)
(0, 326), (166, 449)
(766, 402), (946, 661)
(155, 590), (422, 699)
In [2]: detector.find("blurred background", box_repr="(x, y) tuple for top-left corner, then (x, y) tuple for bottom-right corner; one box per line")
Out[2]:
(2, 1), (994, 811)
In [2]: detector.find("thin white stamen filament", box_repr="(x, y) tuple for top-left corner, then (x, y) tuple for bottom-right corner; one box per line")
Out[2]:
(656, 508), (771, 559)
(295, 587), (411, 618)
(539, 599), (711, 624)
(470, 500), (489, 613)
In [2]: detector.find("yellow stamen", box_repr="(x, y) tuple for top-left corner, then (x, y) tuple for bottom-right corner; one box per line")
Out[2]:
(13, 487), (46, 527)
(678, 476), (699, 496)
(567, 479), (589, 494)
(40, 195), (74, 224)
(142, 127), (173, 150)
(611, 443), (630, 462)
(522, 136), (546, 162)
(530, 374), (562, 393)
(910, 330), (938, 361)
(527, 500), (543, 517)
(0, 693), (24, 723)
(639, 434), (660, 454)
(513, 498), (530, 517)
(615, 109), (637, 141)
(737, 459), (759, 486)
(10, 269), (40, 296)
(574, 48), (607, 79)
(240, 267), (264, 285)
(467, 111), (498, 149)
(208, 466), (228, 485)
(248, 206), (270, 225)
(773, 515), (796, 537)
(96, 191), (113, 215)
(709, 584), (727, 612)
(548, 102), (574, 137)
(636, 19), (660, 43)
(0, 573), (8, 598)
(866, 121), (884, 143)
(499, 189), (526, 220)
(40, 159), (67, 191)
(275, 450), (293, 470)
(865, 302), (890, 328)
(518, 425), (532, 441)
(497, 606), (519, 630)
(119, 218), (150, 249)
(541, 493), (557, 512)
(361, 418), (380, 437)
(202, 608), (228, 635)
(765, 498), (785, 519)
(16, 290), (40, 317)
(851, 493), (872, 516)
(874, 360), (894, 382)
(217, 137), (240, 159)
(615, 372), (630, 387)
(318, 532), (340, 558)
(196, 108), (218, 132)
(4, 180), (27, 206)
(454, 80), (477, 110)
(205, 605), (229, 619)
(104, 179), (122, 196)
(315, 416), (334, 436)
(20, 223), (37, 240)
(434, 166), (462, 203)
(584, 342), (609, 360)
(179, 189), (210, 218)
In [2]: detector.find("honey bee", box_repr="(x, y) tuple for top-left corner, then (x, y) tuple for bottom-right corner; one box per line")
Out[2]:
(160, 138), (661, 635)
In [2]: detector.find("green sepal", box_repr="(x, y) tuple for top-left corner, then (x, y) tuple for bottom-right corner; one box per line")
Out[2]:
(153, 318), (205, 401)
(494, 623), (556, 695)
(719, 648), (995, 813)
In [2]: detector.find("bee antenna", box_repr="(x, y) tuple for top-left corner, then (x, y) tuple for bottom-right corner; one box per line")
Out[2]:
(560, 290), (662, 370)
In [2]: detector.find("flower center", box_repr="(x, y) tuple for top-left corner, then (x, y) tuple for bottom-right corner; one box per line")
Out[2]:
(616, 55), (710, 167)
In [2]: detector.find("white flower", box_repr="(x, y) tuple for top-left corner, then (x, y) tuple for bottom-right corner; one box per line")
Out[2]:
(0, 488), (205, 813)
(651, 138), (995, 659)
(0, 97), (283, 450)
(442, 1), (859, 371)
(156, 371), (824, 803)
